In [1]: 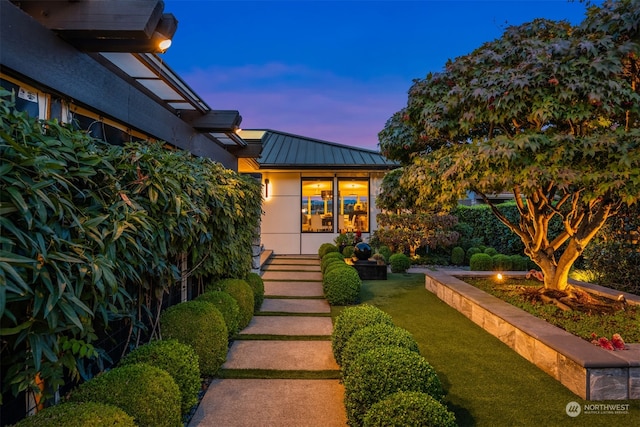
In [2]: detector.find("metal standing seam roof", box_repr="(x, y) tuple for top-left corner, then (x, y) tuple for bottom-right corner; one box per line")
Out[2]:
(248, 130), (398, 170)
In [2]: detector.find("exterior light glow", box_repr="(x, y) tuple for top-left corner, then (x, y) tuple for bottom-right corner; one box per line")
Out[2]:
(158, 38), (172, 52)
(496, 273), (503, 281)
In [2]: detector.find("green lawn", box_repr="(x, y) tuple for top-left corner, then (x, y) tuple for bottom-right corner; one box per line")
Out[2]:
(332, 273), (640, 427)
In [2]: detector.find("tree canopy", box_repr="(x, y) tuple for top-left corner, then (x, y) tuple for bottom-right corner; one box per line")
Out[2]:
(379, 0), (640, 290)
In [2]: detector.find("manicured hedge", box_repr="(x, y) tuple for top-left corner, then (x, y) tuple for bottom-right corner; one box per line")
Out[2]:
(119, 339), (200, 414)
(246, 272), (265, 312)
(363, 391), (456, 427)
(450, 246), (465, 266)
(208, 278), (255, 329)
(389, 253), (411, 273)
(69, 363), (181, 427)
(321, 252), (345, 273)
(470, 253), (493, 271)
(14, 402), (136, 427)
(331, 305), (394, 366)
(341, 323), (419, 377)
(491, 254), (512, 271)
(344, 346), (444, 426)
(160, 301), (228, 376)
(323, 266), (361, 306)
(196, 290), (240, 337)
(318, 243), (339, 258)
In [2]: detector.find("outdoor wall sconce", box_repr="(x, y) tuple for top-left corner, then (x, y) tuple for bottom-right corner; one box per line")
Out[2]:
(264, 179), (270, 198)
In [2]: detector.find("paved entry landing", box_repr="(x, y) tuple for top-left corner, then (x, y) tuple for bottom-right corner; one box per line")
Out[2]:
(189, 255), (346, 427)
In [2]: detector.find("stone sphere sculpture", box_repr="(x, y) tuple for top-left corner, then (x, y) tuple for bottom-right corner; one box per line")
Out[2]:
(354, 242), (372, 260)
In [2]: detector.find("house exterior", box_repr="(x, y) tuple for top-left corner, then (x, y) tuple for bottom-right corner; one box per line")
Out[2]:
(238, 130), (398, 255)
(0, 0), (257, 170)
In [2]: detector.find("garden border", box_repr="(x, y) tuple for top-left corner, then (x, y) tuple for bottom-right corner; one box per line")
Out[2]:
(424, 270), (640, 400)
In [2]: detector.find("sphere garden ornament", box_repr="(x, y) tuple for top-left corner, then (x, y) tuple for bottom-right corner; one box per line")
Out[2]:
(354, 242), (372, 260)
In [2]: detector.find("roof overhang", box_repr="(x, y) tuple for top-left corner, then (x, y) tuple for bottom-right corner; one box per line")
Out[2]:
(13, 0), (177, 53)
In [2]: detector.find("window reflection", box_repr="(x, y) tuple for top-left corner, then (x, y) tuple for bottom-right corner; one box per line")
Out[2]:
(338, 180), (369, 233)
(301, 179), (333, 232)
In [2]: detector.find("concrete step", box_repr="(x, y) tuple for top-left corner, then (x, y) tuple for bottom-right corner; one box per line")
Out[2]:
(240, 316), (333, 336)
(266, 264), (321, 272)
(264, 281), (324, 297)
(262, 271), (322, 281)
(223, 340), (338, 371)
(188, 379), (347, 427)
(260, 298), (330, 314)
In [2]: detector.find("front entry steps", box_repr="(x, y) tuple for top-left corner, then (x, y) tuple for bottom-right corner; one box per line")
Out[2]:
(188, 255), (347, 427)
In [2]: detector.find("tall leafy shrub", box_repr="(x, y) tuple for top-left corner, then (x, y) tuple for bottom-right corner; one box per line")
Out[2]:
(0, 92), (261, 402)
(0, 92), (131, 400)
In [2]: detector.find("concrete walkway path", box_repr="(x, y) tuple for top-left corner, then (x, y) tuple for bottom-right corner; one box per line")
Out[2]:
(188, 256), (347, 427)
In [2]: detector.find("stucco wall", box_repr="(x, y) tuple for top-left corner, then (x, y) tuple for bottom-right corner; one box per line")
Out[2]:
(242, 165), (387, 255)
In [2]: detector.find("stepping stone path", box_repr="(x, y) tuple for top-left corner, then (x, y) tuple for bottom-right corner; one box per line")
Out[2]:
(188, 255), (347, 427)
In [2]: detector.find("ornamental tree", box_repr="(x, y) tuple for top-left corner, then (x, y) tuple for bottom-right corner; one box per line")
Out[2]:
(375, 169), (459, 255)
(379, 0), (640, 291)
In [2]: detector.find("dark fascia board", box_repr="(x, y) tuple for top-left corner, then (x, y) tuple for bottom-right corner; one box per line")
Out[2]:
(184, 110), (243, 132)
(15, 0), (163, 38)
(13, 1), (178, 53)
(227, 141), (263, 158)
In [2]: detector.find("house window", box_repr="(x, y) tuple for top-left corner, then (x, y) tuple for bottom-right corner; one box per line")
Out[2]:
(338, 179), (369, 233)
(1, 77), (43, 118)
(301, 178), (334, 232)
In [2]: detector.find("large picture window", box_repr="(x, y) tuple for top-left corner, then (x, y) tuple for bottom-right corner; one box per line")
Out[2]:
(302, 179), (334, 232)
(338, 179), (369, 233)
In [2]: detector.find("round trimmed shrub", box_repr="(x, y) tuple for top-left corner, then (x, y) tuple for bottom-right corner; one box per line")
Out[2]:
(323, 265), (361, 306)
(323, 260), (348, 283)
(196, 290), (240, 337)
(342, 245), (355, 258)
(14, 402), (136, 427)
(510, 254), (528, 271)
(119, 339), (200, 415)
(484, 247), (498, 256)
(331, 304), (394, 366)
(450, 246), (465, 266)
(377, 246), (392, 263)
(69, 363), (181, 427)
(344, 346), (444, 427)
(465, 247), (481, 264)
(470, 253), (493, 271)
(318, 243), (339, 258)
(208, 278), (254, 330)
(160, 300), (228, 376)
(321, 251), (345, 273)
(246, 272), (265, 312)
(341, 323), (419, 377)
(389, 253), (411, 273)
(491, 254), (512, 271)
(363, 391), (456, 427)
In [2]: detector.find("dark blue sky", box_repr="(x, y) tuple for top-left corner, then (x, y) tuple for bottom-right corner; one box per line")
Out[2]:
(163, 1), (597, 150)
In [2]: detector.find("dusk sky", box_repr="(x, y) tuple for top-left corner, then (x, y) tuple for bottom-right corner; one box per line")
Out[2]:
(163, 0), (598, 150)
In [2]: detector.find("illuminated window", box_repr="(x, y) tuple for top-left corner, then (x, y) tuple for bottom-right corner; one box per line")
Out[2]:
(301, 178), (334, 233)
(338, 179), (369, 233)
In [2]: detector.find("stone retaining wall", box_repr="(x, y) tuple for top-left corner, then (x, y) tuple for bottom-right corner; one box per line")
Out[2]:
(424, 271), (640, 400)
